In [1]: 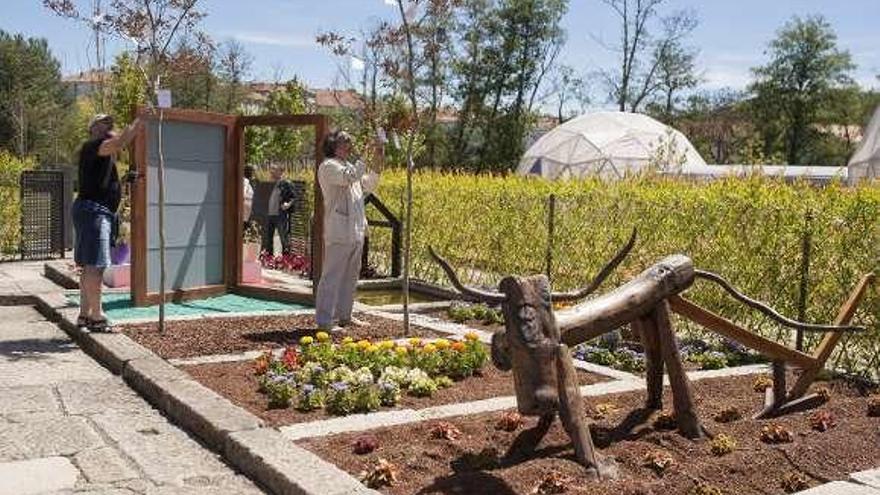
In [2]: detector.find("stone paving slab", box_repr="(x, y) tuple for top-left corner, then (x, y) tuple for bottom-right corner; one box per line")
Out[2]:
(796, 481), (880, 494)
(73, 447), (140, 484)
(852, 469), (880, 490)
(0, 384), (59, 415)
(0, 416), (104, 459)
(0, 456), (79, 494)
(57, 379), (147, 415)
(91, 410), (241, 487)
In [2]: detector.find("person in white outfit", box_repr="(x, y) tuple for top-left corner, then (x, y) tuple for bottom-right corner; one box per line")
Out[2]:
(315, 130), (381, 330)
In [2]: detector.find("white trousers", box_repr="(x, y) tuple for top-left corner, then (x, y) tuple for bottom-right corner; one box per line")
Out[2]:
(315, 240), (363, 328)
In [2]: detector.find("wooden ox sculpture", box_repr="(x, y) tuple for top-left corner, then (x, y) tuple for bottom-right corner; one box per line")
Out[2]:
(430, 230), (871, 477)
(429, 231), (706, 477)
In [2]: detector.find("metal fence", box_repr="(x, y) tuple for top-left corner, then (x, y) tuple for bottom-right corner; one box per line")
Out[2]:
(18, 170), (67, 261)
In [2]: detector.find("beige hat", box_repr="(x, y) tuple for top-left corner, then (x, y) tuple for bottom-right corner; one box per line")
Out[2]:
(88, 114), (114, 129)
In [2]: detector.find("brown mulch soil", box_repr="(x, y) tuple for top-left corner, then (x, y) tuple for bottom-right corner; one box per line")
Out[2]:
(423, 309), (505, 333)
(119, 313), (443, 360)
(300, 375), (880, 495)
(182, 360), (608, 427)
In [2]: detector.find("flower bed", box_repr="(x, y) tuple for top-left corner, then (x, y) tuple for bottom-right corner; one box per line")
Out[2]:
(252, 332), (490, 415)
(182, 359), (607, 426)
(299, 374), (880, 494)
(572, 334), (767, 374)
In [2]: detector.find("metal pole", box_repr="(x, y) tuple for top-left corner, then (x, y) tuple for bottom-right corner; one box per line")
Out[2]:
(545, 194), (556, 284)
(158, 108), (166, 333)
(796, 209), (813, 351)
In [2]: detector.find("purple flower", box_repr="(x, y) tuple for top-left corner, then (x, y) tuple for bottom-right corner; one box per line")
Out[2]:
(302, 384), (316, 394)
(331, 381), (348, 392)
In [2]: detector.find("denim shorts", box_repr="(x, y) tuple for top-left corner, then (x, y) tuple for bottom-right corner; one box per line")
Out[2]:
(72, 198), (113, 268)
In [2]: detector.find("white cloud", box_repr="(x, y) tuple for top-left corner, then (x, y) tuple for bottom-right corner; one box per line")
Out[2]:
(229, 31), (315, 48)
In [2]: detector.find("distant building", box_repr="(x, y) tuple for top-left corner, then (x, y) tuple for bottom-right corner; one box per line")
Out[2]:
(62, 70), (109, 100)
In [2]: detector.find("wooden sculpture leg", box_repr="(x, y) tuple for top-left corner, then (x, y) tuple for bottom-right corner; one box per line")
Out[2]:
(652, 302), (705, 439)
(555, 344), (618, 478)
(633, 317), (664, 410)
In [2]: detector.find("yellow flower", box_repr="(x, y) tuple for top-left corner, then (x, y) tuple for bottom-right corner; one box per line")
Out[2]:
(423, 344), (437, 354)
(367, 344), (380, 353)
(380, 340), (395, 350)
(316, 331), (330, 343)
(464, 332), (479, 342)
(395, 346), (409, 356)
(342, 336), (354, 345)
(357, 340), (371, 350)
(299, 335), (314, 346)
(408, 337), (423, 347)
(434, 339), (450, 350)
(343, 342), (358, 352)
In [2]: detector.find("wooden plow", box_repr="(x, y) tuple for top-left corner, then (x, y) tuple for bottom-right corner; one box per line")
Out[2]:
(428, 230), (874, 476)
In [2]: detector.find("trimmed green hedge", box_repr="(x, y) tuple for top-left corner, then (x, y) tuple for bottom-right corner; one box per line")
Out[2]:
(0, 152), (35, 256)
(362, 170), (879, 380)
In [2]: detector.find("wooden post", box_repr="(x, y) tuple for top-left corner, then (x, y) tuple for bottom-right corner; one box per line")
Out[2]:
(653, 301), (704, 439)
(633, 315), (663, 410)
(788, 273), (875, 399)
(555, 343), (606, 475)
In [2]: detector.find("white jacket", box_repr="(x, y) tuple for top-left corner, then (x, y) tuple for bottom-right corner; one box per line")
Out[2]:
(318, 157), (379, 244)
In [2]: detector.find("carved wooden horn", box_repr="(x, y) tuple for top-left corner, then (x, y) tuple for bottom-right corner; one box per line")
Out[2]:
(551, 228), (638, 302)
(428, 246), (507, 304)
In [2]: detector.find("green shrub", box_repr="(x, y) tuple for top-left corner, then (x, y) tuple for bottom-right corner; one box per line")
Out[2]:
(0, 152), (35, 255)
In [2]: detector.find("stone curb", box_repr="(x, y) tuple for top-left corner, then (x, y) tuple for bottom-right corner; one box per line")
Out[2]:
(29, 292), (372, 495)
(226, 428), (379, 495)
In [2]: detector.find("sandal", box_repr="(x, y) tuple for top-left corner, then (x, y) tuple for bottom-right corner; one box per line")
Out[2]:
(86, 318), (116, 333)
(76, 315), (89, 328)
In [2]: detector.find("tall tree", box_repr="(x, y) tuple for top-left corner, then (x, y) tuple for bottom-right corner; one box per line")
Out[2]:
(216, 39), (253, 113)
(749, 15), (855, 165)
(599, 0), (697, 112)
(0, 30), (71, 161)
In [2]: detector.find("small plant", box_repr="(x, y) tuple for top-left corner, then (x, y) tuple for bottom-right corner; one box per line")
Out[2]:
(591, 402), (618, 419)
(809, 411), (836, 432)
(354, 384), (381, 413)
(691, 351), (728, 370)
(781, 472), (810, 493)
(495, 412), (524, 432)
(653, 412), (677, 430)
(531, 470), (572, 494)
(760, 424), (794, 444)
(253, 350), (274, 376)
(326, 382), (356, 415)
(265, 379), (294, 409)
(430, 421), (462, 441)
(643, 450), (675, 474)
(408, 373), (438, 397)
(435, 375), (454, 388)
(353, 434), (379, 455)
(867, 396), (880, 417)
(713, 407), (742, 423)
(815, 386), (832, 402)
(294, 384), (324, 412)
(360, 458), (398, 489)
(377, 379), (401, 406)
(753, 375), (773, 392)
(709, 434), (737, 456)
(689, 483), (723, 495)
(243, 221), (261, 244)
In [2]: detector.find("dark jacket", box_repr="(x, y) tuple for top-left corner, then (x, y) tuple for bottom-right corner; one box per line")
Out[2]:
(274, 179), (296, 217)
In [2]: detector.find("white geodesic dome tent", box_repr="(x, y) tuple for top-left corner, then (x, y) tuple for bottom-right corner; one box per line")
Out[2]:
(848, 106), (880, 183)
(518, 111), (707, 179)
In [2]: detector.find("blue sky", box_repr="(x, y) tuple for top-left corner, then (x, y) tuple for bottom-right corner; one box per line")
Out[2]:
(3, 0), (879, 95)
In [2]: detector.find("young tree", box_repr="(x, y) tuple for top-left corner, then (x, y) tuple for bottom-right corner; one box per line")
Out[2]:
(216, 39), (253, 113)
(598, 0), (698, 112)
(749, 15), (855, 165)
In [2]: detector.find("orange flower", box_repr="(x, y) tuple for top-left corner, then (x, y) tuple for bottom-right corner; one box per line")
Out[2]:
(451, 342), (466, 352)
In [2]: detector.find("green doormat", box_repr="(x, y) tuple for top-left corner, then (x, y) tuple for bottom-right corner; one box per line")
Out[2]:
(66, 292), (311, 323)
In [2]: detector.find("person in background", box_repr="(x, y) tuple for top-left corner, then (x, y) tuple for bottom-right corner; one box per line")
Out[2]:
(73, 113), (142, 332)
(315, 130), (382, 331)
(262, 164), (295, 255)
(242, 164), (255, 224)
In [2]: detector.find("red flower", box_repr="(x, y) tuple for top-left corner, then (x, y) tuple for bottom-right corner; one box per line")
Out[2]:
(281, 347), (299, 370)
